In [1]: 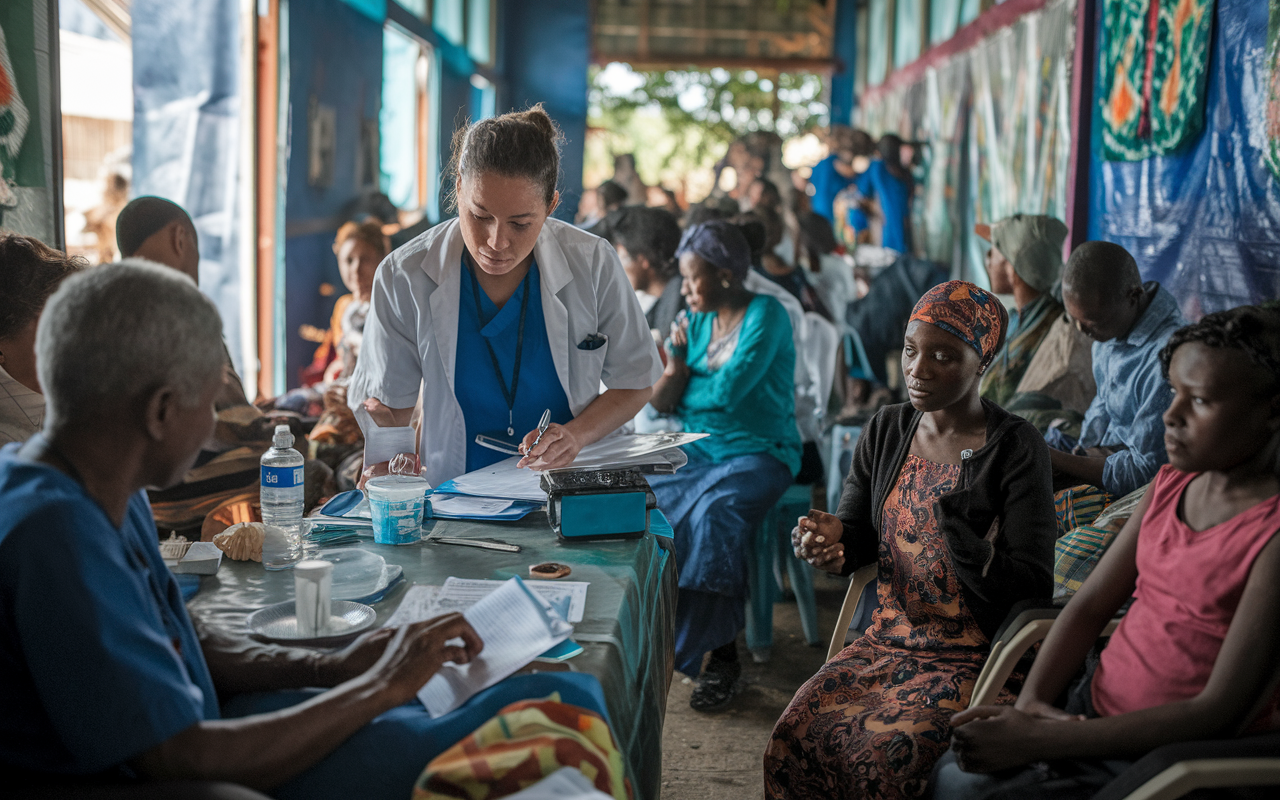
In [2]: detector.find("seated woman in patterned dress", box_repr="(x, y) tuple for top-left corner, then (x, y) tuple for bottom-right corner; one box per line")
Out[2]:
(765, 281), (1057, 800)
(647, 220), (802, 712)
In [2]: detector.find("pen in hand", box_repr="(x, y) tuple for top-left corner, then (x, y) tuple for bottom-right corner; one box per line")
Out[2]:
(525, 409), (552, 455)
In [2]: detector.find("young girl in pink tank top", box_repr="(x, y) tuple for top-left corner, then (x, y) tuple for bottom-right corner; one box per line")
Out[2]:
(931, 303), (1280, 799)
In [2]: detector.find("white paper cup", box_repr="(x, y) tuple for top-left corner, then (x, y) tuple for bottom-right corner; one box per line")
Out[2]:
(294, 559), (334, 637)
(366, 475), (429, 545)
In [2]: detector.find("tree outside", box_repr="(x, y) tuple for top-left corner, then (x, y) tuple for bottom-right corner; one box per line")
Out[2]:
(586, 63), (828, 203)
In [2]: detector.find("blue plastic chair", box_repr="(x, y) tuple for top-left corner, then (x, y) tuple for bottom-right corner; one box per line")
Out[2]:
(745, 483), (821, 661)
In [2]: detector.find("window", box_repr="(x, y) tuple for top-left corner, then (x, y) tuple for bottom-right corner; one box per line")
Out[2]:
(381, 25), (435, 211)
(435, 0), (464, 45)
(397, 0), (429, 17)
(466, 0), (493, 65)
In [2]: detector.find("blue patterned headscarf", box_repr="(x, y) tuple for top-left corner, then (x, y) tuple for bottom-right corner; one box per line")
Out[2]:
(675, 220), (751, 281)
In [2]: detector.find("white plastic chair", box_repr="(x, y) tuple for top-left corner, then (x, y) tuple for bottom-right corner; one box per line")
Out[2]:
(804, 313), (839, 427)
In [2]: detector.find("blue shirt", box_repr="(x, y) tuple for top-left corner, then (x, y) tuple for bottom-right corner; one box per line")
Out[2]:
(456, 261), (573, 472)
(677, 294), (802, 475)
(1078, 283), (1185, 496)
(0, 440), (219, 775)
(854, 160), (912, 253)
(809, 154), (855, 223)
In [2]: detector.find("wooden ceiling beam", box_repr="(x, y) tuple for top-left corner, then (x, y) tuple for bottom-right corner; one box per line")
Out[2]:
(592, 54), (836, 73)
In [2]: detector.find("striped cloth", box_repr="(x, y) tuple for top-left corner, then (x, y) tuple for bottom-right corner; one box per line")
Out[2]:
(1054, 483), (1152, 603)
(1053, 484), (1114, 537)
(415, 696), (631, 800)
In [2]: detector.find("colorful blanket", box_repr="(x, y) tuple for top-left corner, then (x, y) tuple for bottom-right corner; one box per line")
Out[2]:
(414, 696), (631, 800)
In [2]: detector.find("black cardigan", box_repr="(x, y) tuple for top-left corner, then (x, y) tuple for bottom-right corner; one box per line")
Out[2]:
(835, 400), (1056, 640)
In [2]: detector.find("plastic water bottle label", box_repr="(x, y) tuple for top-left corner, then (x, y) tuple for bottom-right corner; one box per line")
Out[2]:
(262, 465), (304, 488)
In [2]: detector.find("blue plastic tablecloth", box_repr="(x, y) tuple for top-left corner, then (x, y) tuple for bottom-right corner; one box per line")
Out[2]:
(186, 510), (677, 800)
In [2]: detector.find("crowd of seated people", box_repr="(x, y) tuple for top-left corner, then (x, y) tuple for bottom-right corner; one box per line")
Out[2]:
(6, 109), (1280, 800)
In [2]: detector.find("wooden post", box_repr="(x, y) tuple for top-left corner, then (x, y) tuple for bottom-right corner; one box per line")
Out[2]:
(1065, 0), (1097, 252)
(255, 0), (279, 399)
(638, 0), (651, 59)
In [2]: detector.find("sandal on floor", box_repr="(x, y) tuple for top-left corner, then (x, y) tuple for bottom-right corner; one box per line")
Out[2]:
(690, 657), (742, 712)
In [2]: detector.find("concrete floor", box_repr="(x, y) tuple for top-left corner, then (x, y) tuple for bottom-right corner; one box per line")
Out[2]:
(659, 578), (850, 800)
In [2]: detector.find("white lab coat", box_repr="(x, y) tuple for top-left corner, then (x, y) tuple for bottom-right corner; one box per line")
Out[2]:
(349, 217), (664, 488)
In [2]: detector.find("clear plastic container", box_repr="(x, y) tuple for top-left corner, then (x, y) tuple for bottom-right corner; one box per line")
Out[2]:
(365, 474), (429, 545)
(261, 424), (304, 569)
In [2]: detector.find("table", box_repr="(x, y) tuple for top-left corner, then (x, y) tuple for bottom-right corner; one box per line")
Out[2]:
(186, 511), (678, 800)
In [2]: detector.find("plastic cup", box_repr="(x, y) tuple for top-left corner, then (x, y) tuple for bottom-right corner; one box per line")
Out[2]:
(365, 475), (429, 545)
(294, 559), (334, 637)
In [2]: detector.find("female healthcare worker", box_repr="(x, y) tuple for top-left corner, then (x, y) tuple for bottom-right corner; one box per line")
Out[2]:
(348, 106), (662, 487)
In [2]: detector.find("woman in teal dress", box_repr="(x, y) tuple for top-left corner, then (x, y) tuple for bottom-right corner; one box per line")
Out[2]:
(648, 219), (802, 711)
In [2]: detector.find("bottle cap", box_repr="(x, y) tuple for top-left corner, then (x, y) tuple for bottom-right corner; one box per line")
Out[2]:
(273, 424), (294, 449)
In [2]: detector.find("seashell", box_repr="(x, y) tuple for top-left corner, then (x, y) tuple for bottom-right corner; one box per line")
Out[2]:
(213, 522), (267, 562)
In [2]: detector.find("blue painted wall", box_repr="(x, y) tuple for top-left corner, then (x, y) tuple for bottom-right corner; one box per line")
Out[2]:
(499, 0), (589, 222)
(830, 0), (858, 125)
(281, 0), (383, 389)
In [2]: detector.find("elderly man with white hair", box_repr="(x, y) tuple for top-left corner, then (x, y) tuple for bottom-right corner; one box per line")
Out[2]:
(0, 261), (494, 799)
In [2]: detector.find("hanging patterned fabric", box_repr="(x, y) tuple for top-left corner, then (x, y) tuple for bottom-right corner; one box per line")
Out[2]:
(1100, 0), (1216, 160)
(0, 21), (31, 213)
(1266, 0), (1280, 180)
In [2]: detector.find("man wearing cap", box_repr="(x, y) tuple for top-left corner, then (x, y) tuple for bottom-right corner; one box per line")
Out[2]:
(975, 214), (1069, 407)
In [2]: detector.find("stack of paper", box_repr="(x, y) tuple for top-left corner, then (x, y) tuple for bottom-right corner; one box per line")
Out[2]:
(437, 432), (707, 502)
(417, 577), (572, 717)
(312, 489), (539, 526)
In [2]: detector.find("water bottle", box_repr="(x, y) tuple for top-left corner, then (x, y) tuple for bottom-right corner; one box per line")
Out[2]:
(260, 424), (304, 569)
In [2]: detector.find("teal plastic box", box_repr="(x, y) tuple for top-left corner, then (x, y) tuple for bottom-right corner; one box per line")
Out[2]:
(541, 469), (655, 542)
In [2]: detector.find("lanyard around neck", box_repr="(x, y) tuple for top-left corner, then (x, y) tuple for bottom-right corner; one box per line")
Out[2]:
(467, 259), (531, 437)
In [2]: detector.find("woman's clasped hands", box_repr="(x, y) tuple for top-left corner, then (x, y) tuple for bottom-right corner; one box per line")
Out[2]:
(791, 509), (846, 573)
(947, 700), (1087, 773)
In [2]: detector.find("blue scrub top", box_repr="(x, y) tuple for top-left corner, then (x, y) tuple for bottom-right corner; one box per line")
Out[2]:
(456, 261), (573, 472)
(0, 440), (219, 776)
(855, 160), (912, 253)
(809, 154), (855, 222)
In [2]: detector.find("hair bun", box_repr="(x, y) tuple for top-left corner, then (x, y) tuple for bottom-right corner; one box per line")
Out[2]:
(515, 104), (561, 144)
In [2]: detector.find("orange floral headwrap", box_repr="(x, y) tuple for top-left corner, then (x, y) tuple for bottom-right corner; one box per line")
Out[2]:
(909, 280), (1009, 368)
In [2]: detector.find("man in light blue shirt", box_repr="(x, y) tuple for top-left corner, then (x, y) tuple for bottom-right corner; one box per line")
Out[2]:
(1047, 241), (1185, 498)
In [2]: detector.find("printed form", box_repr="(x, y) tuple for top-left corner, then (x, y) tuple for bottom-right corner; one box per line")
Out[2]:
(416, 577), (573, 717)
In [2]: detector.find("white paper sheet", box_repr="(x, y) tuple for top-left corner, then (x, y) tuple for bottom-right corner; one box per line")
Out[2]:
(503, 767), (615, 800)
(434, 577), (588, 623)
(363, 426), (418, 466)
(417, 578), (572, 717)
(427, 495), (517, 516)
(383, 584), (441, 628)
(440, 458), (545, 502)
(385, 578), (588, 627)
